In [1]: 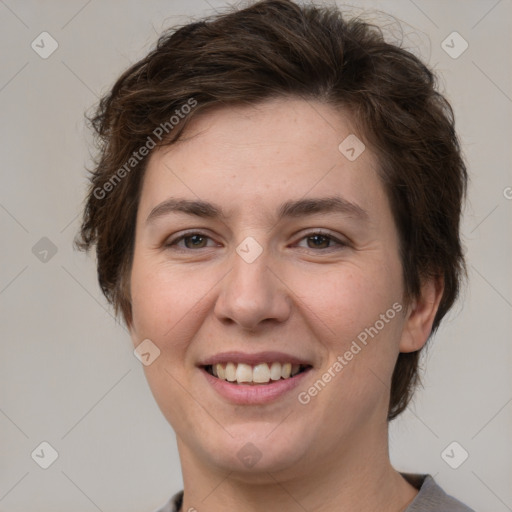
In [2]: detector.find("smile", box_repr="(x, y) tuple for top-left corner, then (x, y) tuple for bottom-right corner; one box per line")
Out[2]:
(204, 362), (311, 385)
(198, 351), (314, 404)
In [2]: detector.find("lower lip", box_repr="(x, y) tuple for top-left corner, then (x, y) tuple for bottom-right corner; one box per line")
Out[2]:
(201, 367), (312, 405)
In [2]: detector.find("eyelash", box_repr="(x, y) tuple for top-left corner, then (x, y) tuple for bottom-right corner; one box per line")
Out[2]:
(165, 230), (348, 252)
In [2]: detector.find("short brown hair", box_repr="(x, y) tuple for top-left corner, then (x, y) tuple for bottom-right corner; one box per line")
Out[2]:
(76, 0), (467, 420)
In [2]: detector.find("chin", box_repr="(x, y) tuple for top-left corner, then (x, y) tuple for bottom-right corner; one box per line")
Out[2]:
(191, 425), (314, 478)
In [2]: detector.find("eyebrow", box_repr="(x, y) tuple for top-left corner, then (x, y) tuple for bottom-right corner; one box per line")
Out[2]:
(145, 196), (369, 225)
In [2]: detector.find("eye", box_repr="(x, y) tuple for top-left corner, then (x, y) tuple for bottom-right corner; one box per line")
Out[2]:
(295, 231), (347, 250)
(164, 230), (347, 252)
(165, 232), (217, 250)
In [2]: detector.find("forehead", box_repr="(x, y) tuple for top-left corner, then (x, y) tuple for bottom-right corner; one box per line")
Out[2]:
(139, 97), (387, 223)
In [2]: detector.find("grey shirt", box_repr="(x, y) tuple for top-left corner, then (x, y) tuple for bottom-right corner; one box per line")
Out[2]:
(153, 473), (475, 511)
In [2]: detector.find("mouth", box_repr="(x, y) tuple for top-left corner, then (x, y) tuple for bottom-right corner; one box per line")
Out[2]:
(198, 351), (314, 404)
(202, 362), (312, 385)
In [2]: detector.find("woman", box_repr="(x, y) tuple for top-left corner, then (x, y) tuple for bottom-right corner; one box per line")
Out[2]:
(76, 1), (473, 510)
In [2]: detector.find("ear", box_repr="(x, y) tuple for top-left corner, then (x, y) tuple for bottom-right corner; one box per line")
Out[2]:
(399, 276), (444, 353)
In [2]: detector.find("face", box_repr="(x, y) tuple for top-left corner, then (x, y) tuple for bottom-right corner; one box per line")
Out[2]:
(129, 98), (409, 480)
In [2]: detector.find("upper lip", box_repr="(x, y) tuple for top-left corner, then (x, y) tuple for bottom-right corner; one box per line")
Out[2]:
(198, 351), (313, 367)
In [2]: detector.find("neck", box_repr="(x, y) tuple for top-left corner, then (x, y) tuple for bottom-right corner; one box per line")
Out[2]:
(177, 419), (418, 512)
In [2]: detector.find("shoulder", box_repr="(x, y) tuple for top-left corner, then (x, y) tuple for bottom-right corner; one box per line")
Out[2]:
(153, 475), (476, 512)
(403, 473), (476, 512)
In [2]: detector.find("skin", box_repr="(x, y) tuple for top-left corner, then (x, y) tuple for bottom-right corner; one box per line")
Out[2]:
(128, 97), (443, 512)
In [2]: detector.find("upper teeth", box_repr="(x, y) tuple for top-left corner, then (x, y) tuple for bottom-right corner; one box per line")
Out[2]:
(211, 362), (303, 384)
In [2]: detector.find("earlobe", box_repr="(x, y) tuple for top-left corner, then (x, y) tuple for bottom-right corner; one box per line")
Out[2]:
(399, 276), (444, 353)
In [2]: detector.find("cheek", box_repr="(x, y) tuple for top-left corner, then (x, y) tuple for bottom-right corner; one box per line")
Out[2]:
(129, 257), (214, 350)
(288, 261), (402, 339)
(285, 258), (405, 400)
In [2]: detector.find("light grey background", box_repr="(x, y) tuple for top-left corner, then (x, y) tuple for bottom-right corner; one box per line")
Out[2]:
(1, 1), (510, 511)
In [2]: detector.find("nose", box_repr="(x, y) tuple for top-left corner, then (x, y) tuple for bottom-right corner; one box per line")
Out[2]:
(213, 242), (291, 331)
